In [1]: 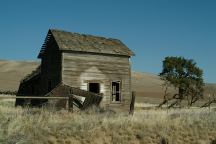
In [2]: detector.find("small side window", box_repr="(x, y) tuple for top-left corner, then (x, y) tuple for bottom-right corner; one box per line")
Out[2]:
(112, 81), (121, 102)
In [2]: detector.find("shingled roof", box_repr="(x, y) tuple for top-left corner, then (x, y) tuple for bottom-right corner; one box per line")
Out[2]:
(38, 29), (134, 58)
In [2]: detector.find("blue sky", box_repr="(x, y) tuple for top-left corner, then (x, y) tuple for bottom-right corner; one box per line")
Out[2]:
(0, 0), (215, 83)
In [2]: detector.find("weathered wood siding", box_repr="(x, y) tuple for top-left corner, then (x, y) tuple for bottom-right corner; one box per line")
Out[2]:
(62, 52), (131, 108)
(39, 35), (62, 95)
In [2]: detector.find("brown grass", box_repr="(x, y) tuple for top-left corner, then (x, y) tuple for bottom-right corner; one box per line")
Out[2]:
(1, 100), (216, 144)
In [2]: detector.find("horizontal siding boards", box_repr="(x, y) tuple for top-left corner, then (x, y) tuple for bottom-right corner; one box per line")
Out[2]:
(63, 59), (129, 65)
(63, 61), (129, 72)
(62, 52), (131, 107)
(63, 53), (129, 62)
(63, 70), (129, 75)
(63, 64), (130, 74)
(62, 75), (129, 81)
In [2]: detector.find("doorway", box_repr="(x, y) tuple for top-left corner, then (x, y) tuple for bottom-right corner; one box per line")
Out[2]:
(112, 81), (121, 102)
(88, 83), (100, 94)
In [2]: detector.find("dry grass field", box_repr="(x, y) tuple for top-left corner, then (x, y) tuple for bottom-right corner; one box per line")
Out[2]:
(1, 99), (216, 144)
(1, 60), (216, 144)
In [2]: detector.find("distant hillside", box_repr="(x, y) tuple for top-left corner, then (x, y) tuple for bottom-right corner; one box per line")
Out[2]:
(0, 60), (39, 91)
(0, 60), (215, 102)
(131, 71), (216, 103)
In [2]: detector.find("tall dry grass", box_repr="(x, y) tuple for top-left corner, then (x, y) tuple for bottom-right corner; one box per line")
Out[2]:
(0, 100), (216, 144)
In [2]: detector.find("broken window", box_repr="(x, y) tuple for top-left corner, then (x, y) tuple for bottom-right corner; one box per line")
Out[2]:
(112, 81), (121, 102)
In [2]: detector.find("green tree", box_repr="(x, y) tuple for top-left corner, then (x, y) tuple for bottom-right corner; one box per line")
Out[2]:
(159, 56), (204, 108)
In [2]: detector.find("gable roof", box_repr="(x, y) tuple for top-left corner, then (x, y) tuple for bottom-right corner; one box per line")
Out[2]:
(38, 29), (134, 58)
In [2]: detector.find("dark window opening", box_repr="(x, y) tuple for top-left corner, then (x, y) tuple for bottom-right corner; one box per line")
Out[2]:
(48, 80), (52, 92)
(88, 83), (100, 94)
(31, 85), (35, 95)
(112, 81), (121, 102)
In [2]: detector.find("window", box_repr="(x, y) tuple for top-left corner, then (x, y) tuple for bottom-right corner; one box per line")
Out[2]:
(48, 80), (52, 91)
(112, 81), (121, 102)
(31, 85), (35, 95)
(88, 83), (100, 94)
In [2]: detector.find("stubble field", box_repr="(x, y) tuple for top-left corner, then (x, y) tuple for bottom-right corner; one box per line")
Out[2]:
(1, 99), (216, 144)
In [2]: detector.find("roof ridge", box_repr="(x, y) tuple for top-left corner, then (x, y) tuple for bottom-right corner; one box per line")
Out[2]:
(50, 28), (123, 42)
(38, 29), (135, 58)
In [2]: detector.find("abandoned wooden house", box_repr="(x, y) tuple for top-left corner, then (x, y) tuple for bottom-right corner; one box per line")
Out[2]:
(16, 29), (134, 110)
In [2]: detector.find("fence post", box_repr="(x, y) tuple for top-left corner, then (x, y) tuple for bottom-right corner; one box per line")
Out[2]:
(129, 91), (136, 115)
(208, 94), (211, 112)
(68, 94), (73, 112)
